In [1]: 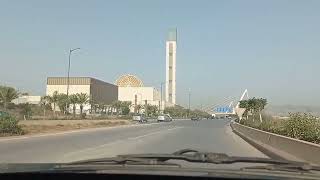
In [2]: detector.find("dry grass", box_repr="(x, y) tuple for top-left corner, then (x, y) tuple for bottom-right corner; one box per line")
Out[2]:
(18, 120), (131, 135)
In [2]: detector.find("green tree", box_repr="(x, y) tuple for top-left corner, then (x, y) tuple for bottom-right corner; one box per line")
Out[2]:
(77, 93), (90, 116)
(69, 94), (79, 117)
(56, 93), (69, 114)
(0, 86), (19, 110)
(40, 96), (51, 117)
(239, 97), (267, 122)
(144, 104), (158, 116)
(45, 91), (59, 116)
(120, 101), (132, 115)
(111, 100), (122, 115)
(135, 104), (142, 114)
(20, 103), (32, 120)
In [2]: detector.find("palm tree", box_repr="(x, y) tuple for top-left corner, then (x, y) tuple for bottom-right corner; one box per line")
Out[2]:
(0, 86), (19, 110)
(46, 91), (59, 116)
(135, 104), (142, 114)
(111, 100), (122, 115)
(57, 93), (69, 114)
(77, 93), (90, 115)
(40, 96), (51, 117)
(120, 101), (132, 115)
(69, 94), (79, 117)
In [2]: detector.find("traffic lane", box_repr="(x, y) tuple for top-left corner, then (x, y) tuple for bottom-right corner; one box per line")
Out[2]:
(0, 122), (178, 163)
(60, 119), (266, 163)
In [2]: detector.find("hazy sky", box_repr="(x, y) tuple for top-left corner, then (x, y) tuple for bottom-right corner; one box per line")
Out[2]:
(1, 0), (320, 107)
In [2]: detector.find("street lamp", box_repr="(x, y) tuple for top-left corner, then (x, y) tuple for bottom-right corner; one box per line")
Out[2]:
(66, 48), (80, 97)
(188, 88), (191, 117)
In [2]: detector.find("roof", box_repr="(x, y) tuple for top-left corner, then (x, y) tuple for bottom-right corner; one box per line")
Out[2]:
(115, 74), (144, 87)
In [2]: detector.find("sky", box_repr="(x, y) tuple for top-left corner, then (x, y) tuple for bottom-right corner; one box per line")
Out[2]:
(0, 0), (320, 108)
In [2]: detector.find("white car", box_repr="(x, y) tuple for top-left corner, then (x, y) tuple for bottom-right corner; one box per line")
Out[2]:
(157, 114), (172, 122)
(132, 114), (147, 123)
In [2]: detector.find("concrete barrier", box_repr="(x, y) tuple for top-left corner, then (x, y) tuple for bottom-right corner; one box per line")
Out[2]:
(231, 122), (320, 165)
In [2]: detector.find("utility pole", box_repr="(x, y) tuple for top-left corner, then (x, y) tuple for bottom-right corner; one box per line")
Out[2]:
(188, 88), (191, 117)
(160, 83), (163, 113)
(66, 48), (80, 97)
(65, 48), (80, 114)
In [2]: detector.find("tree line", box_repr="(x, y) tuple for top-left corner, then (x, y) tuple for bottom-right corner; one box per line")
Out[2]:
(239, 97), (267, 122)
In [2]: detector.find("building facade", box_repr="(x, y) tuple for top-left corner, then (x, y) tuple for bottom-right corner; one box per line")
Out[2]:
(116, 74), (160, 111)
(46, 77), (118, 113)
(165, 28), (177, 105)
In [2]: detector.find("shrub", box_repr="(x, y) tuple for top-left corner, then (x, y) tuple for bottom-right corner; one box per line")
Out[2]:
(239, 112), (320, 144)
(283, 113), (320, 143)
(0, 115), (24, 136)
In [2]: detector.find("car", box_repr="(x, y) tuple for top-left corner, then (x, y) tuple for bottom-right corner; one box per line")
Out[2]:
(132, 114), (147, 123)
(191, 117), (200, 121)
(157, 114), (172, 122)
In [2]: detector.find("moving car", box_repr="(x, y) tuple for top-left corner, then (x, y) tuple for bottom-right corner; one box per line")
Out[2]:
(157, 114), (172, 122)
(132, 114), (147, 123)
(191, 117), (200, 121)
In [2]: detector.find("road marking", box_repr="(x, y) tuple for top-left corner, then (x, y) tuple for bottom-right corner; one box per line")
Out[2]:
(127, 127), (182, 140)
(60, 126), (184, 161)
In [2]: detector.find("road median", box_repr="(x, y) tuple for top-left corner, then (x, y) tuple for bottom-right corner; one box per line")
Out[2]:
(18, 119), (132, 136)
(231, 121), (320, 165)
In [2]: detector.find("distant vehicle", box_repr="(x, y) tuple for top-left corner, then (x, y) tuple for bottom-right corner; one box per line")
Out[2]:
(227, 116), (232, 119)
(191, 117), (200, 121)
(157, 114), (172, 122)
(132, 114), (147, 123)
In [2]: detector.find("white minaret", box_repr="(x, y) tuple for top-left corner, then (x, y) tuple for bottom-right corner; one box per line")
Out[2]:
(165, 28), (177, 105)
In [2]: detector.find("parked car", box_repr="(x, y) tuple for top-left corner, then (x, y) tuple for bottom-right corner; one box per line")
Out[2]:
(157, 114), (172, 122)
(132, 114), (147, 123)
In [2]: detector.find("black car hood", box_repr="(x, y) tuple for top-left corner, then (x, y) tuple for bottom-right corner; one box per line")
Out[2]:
(1, 163), (320, 180)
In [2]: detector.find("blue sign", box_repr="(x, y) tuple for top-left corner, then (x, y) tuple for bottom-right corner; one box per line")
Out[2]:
(216, 107), (232, 113)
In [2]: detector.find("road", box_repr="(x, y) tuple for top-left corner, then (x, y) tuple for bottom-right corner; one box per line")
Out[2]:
(0, 119), (266, 163)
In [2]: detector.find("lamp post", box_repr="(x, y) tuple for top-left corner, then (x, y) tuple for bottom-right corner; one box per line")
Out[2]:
(65, 48), (80, 114)
(188, 88), (191, 118)
(66, 48), (80, 97)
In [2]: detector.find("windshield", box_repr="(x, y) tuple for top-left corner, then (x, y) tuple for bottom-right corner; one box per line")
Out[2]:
(1, 0), (320, 177)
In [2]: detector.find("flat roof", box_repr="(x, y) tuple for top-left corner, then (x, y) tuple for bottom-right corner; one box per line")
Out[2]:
(47, 77), (117, 86)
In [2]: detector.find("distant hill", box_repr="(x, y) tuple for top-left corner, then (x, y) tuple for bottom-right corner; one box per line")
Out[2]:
(265, 105), (320, 116)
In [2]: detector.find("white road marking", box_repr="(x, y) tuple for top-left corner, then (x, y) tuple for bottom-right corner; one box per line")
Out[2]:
(128, 127), (183, 140)
(60, 126), (184, 161)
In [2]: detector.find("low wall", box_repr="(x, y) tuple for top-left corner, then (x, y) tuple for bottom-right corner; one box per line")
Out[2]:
(231, 122), (320, 165)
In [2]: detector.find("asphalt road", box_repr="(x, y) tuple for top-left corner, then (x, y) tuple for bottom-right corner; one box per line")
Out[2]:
(0, 119), (266, 163)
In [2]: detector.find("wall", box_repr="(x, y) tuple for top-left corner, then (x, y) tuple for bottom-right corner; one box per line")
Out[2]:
(12, 96), (41, 105)
(90, 78), (118, 104)
(231, 122), (320, 165)
(118, 87), (160, 106)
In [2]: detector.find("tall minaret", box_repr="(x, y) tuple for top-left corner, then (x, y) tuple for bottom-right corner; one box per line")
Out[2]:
(165, 28), (177, 105)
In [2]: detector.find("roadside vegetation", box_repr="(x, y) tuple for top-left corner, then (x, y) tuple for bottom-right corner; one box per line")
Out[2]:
(0, 115), (24, 136)
(237, 97), (320, 144)
(164, 105), (210, 118)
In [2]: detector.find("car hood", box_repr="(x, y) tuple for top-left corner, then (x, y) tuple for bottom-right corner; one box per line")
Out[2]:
(1, 163), (320, 179)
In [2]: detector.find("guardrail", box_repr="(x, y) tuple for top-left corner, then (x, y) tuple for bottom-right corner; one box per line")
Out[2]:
(231, 121), (320, 165)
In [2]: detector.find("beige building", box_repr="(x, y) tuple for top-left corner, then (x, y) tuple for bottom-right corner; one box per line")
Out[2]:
(46, 77), (118, 113)
(116, 74), (160, 111)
